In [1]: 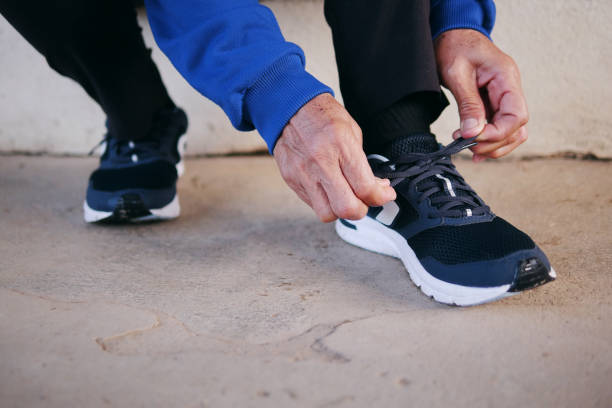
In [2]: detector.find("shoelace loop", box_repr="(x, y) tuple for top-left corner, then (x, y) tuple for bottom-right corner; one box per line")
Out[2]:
(372, 137), (490, 218)
(88, 135), (162, 162)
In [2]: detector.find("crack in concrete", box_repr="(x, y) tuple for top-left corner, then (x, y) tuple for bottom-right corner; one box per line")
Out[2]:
(309, 320), (353, 363)
(5, 288), (201, 353)
(317, 395), (355, 407)
(275, 313), (399, 363)
(7, 288), (87, 305)
(95, 315), (162, 352)
(4, 288), (410, 364)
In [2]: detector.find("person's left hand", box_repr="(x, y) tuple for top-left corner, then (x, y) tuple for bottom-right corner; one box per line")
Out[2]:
(435, 29), (529, 162)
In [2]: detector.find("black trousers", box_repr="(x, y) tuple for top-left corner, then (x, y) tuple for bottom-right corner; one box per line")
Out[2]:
(0, 0), (173, 141)
(1, 0), (447, 148)
(324, 2), (446, 123)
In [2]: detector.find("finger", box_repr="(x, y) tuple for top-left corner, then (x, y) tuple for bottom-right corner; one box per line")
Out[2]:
(339, 147), (396, 207)
(478, 85), (528, 143)
(483, 126), (528, 159)
(304, 179), (336, 223)
(445, 62), (487, 137)
(320, 168), (368, 221)
(472, 154), (487, 163)
(376, 177), (391, 186)
(470, 135), (511, 156)
(470, 125), (525, 156)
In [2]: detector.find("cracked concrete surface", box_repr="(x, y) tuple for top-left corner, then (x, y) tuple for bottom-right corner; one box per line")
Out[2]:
(0, 155), (611, 407)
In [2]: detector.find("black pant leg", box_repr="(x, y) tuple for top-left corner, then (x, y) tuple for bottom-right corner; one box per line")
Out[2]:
(324, 0), (449, 152)
(0, 0), (173, 141)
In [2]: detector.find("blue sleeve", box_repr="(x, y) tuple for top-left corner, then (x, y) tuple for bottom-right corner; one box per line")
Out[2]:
(144, 0), (333, 153)
(430, 0), (496, 40)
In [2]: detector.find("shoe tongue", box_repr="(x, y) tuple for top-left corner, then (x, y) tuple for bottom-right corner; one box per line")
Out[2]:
(385, 133), (439, 159)
(385, 134), (475, 217)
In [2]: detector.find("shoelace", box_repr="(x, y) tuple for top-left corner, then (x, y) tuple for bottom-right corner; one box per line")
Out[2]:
(372, 136), (490, 218)
(88, 135), (162, 163)
(87, 109), (179, 161)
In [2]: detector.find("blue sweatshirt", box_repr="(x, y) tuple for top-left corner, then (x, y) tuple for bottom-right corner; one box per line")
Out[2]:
(145, 0), (496, 153)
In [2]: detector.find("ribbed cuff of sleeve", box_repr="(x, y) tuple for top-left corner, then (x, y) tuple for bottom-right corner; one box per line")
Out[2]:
(244, 54), (334, 153)
(430, 0), (496, 41)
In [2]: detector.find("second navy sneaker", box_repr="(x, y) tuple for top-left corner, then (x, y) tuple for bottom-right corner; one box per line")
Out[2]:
(84, 106), (188, 223)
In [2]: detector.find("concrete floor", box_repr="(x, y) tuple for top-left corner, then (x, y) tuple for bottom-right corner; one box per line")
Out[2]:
(0, 155), (610, 407)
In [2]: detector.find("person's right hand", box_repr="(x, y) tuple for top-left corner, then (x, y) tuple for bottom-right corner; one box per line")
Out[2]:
(273, 93), (396, 223)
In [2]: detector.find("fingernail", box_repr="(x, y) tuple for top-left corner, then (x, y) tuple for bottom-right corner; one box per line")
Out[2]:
(452, 130), (461, 140)
(461, 118), (480, 133)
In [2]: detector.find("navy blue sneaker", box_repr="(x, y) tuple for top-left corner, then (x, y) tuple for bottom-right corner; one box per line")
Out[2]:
(335, 134), (555, 306)
(84, 107), (188, 223)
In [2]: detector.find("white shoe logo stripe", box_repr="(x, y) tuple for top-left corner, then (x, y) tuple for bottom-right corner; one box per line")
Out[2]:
(375, 201), (400, 226)
(435, 174), (456, 197)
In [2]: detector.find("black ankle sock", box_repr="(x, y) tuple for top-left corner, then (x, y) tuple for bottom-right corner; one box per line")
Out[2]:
(362, 91), (446, 156)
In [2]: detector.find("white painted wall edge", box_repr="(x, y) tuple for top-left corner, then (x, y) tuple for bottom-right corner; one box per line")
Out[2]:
(0, 1), (610, 157)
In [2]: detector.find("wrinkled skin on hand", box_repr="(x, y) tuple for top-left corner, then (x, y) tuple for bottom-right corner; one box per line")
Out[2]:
(274, 30), (528, 222)
(435, 29), (529, 162)
(273, 93), (396, 223)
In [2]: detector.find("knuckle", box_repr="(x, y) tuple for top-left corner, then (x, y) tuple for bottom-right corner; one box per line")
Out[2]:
(353, 180), (374, 198)
(351, 122), (363, 142)
(322, 118), (349, 137)
(318, 211), (336, 223)
(500, 54), (517, 71)
(336, 201), (356, 219)
(519, 110), (529, 126)
(445, 61), (466, 82)
(508, 58), (520, 76)
(490, 150), (503, 159)
(338, 201), (366, 220)
(354, 205), (368, 219)
(503, 54), (515, 67)
(469, 144), (485, 154)
(335, 205), (353, 220)
(459, 99), (482, 114)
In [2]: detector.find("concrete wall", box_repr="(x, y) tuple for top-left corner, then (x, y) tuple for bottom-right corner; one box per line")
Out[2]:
(1, 0), (610, 157)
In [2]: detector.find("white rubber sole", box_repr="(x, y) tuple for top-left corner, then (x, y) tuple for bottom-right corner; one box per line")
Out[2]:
(335, 217), (517, 306)
(83, 194), (180, 223)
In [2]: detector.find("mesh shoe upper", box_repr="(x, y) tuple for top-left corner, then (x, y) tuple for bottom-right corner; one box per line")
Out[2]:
(407, 217), (535, 265)
(90, 160), (177, 191)
(89, 107), (187, 192)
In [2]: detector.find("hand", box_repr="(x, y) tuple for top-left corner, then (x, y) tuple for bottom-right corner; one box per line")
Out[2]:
(273, 93), (396, 223)
(435, 29), (529, 162)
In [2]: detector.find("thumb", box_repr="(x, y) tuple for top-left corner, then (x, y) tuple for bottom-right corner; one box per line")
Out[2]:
(449, 69), (487, 138)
